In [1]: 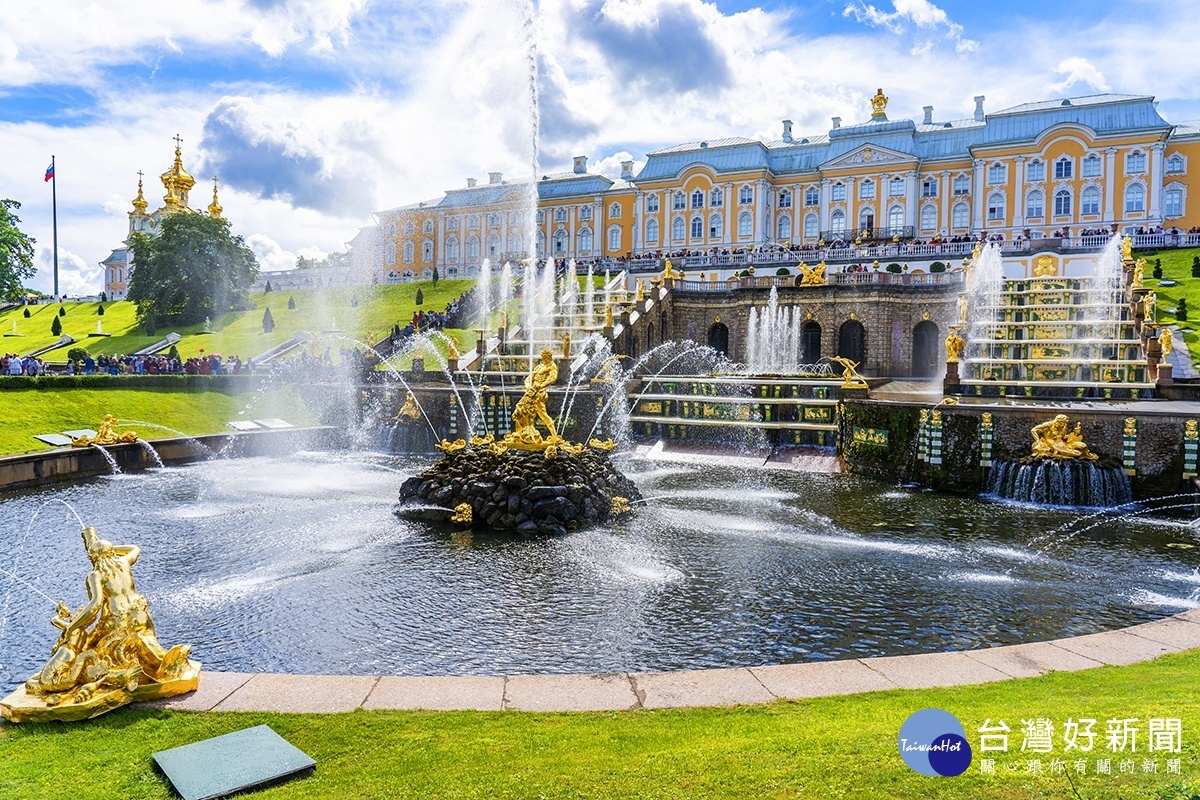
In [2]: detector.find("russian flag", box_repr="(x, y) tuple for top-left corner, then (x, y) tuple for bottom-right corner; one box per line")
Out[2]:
(44, 161), (54, 182)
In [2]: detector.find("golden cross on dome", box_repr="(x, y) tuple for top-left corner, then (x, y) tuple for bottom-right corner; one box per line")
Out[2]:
(173, 133), (183, 150)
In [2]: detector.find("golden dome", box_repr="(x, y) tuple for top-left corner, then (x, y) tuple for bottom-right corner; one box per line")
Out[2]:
(161, 134), (196, 207)
(131, 171), (148, 214)
(207, 177), (223, 218)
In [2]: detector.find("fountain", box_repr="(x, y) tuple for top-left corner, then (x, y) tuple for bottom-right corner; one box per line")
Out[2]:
(395, 349), (642, 534)
(70, 415), (138, 447)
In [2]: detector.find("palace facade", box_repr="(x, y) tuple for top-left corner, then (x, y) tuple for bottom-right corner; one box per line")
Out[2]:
(101, 139), (224, 300)
(361, 91), (1200, 282)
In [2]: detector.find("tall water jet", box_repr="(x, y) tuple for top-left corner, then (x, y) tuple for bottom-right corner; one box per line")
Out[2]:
(478, 258), (492, 329)
(585, 264), (595, 326)
(1086, 235), (1125, 347)
(964, 243), (1004, 363)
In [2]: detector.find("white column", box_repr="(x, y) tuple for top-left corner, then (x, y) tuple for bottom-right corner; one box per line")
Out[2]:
(593, 198), (603, 257)
(633, 190), (643, 252)
(1104, 147), (1117, 223)
(436, 211), (445, 267)
(940, 172), (951, 233)
(755, 179), (768, 245)
(819, 178), (831, 232)
(904, 171), (917, 230)
(1150, 142), (1166, 222)
(847, 177), (857, 236)
(1012, 156), (1026, 228)
(973, 160), (986, 230)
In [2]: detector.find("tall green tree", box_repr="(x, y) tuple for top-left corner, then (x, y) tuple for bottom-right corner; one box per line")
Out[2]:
(128, 212), (258, 327)
(0, 199), (37, 302)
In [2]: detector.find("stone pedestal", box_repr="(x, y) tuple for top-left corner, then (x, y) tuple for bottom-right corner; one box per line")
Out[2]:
(412, 357), (424, 373)
(476, 338), (486, 356)
(603, 325), (614, 339)
(446, 358), (459, 373)
(943, 360), (961, 394)
(636, 300), (648, 314)
(1156, 362), (1174, 386)
(839, 385), (869, 400)
(556, 359), (572, 385)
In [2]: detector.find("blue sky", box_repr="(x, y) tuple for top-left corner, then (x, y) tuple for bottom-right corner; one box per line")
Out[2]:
(0, 0), (1197, 293)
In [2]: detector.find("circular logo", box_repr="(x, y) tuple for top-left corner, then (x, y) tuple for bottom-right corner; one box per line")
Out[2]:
(898, 708), (973, 777)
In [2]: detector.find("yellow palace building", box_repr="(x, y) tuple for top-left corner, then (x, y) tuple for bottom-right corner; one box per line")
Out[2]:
(365, 90), (1200, 282)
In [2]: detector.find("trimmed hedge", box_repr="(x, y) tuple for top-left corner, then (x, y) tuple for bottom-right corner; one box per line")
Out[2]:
(0, 374), (272, 391)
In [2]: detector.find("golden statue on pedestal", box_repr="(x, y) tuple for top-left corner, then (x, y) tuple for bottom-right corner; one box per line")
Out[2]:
(1033, 254), (1057, 277)
(661, 259), (682, 282)
(447, 338), (461, 360)
(870, 88), (888, 119)
(829, 356), (868, 389)
(503, 349), (565, 451)
(798, 261), (826, 286)
(945, 327), (966, 363)
(1132, 258), (1146, 288)
(1122, 234), (1133, 261)
(71, 415), (138, 448)
(958, 294), (969, 323)
(1030, 415), (1099, 460)
(605, 304), (614, 327)
(636, 279), (646, 302)
(1160, 326), (1174, 356)
(1, 526), (200, 723)
(396, 391), (423, 421)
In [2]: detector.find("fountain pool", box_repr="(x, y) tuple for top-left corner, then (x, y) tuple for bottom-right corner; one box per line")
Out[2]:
(1, 450), (1197, 693)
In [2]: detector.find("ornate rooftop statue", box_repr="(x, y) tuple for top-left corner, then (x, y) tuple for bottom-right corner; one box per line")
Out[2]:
(870, 88), (888, 119)
(1031, 414), (1099, 460)
(2, 527), (200, 723)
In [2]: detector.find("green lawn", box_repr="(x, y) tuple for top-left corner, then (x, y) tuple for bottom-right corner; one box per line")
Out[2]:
(3, 650), (1199, 799)
(1139, 247), (1200, 365)
(0, 279), (477, 362)
(2, 385), (317, 455)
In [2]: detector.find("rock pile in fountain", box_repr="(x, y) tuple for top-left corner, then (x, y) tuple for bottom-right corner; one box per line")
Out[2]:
(395, 349), (641, 534)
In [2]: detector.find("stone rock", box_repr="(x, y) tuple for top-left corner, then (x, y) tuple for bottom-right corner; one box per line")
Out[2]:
(527, 485), (567, 501)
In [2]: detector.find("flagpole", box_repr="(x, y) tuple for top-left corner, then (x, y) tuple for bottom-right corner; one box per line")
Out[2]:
(50, 155), (59, 298)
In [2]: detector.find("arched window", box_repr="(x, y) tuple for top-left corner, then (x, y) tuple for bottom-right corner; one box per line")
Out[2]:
(952, 202), (969, 228)
(403, 242), (414, 263)
(466, 236), (480, 260)
(533, 211), (542, 225)
(1081, 187), (1100, 215)
(708, 214), (723, 239)
(422, 240), (433, 262)
(918, 204), (935, 231)
(953, 175), (970, 195)
(804, 213), (818, 238)
(1054, 189), (1071, 216)
(691, 189), (705, 209)
(1054, 157), (1073, 180)
(1167, 155), (1185, 174)
(580, 206), (592, 221)
(400, 220), (412, 235)
(1082, 155), (1102, 177)
(1125, 184), (1145, 212)
(386, 221), (397, 237)
(858, 207), (874, 230)
(1165, 188), (1183, 216)
(446, 237), (459, 262)
(509, 233), (522, 253)
(646, 218), (659, 243)
(386, 241), (396, 264)
(578, 228), (593, 253)
(890, 205), (905, 230)
(1026, 160), (1045, 182)
(778, 189), (791, 208)
(987, 163), (1006, 184)
(830, 210), (846, 234)
(486, 233), (500, 258)
(608, 226), (621, 252)
(740, 185), (755, 205)
(609, 202), (621, 218)
(1026, 190), (1044, 218)
(536, 231), (545, 256)
(551, 230), (565, 255)
(1126, 151), (1146, 174)
(777, 215), (791, 240)
(710, 188), (723, 207)
(987, 193), (1005, 221)
(922, 178), (938, 197)
(672, 216), (685, 240)
(487, 213), (500, 227)
(804, 187), (819, 206)
(738, 211), (752, 238)
(673, 191), (685, 210)
(646, 195), (660, 212)
(423, 220), (434, 234)
(690, 216), (703, 238)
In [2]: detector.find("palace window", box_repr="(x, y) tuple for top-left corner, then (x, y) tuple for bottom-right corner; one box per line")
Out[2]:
(1125, 184), (1145, 212)
(403, 242), (414, 263)
(710, 188), (723, 208)
(691, 190), (704, 209)
(509, 233), (522, 253)
(1165, 189), (1183, 217)
(859, 179), (875, 200)
(1166, 155), (1185, 174)
(578, 228), (593, 253)
(1026, 160), (1045, 182)
(646, 218), (659, 243)
(831, 183), (846, 201)
(778, 189), (791, 208)
(804, 187), (819, 206)
(1082, 154), (1102, 178)
(488, 213), (500, 227)
(1026, 190), (1044, 218)
(446, 237), (459, 262)
(953, 175), (970, 195)
(921, 178), (937, 198)
(467, 236), (480, 259)
(646, 194), (660, 213)
(1054, 158), (1073, 180)
(673, 191), (686, 210)
(386, 241), (396, 264)
(890, 178), (905, 197)
(423, 220), (434, 234)
(534, 211), (543, 224)
(987, 163), (1006, 184)
(1081, 187), (1100, 215)
(536, 231), (545, 256)
(987, 193), (1005, 221)
(691, 216), (703, 238)
(404, 220), (415, 235)
(580, 206), (592, 221)
(422, 240), (433, 262)
(1126, 151), (1146, 174)
(672, 216), (685, 241)
(777, 215), (791, 239)
(448, 217), (460, 230)
(554, 208), (566, 222)
(386, 222), (397, 237)
(739, 185), (754, 205)
(709, 214), (723, 239)
(738, 211), (752, 238)
(804, 213), (818, 238)
(919, 204), (935, 231)
(486, 234), (500, 258)
(608, 226), (621, 251)
(952, 202), (969, 228)
(890, 205), (905, 230)
(609, 202), (622, 218)
(553, 230), (566, 255)
(830, 210), (846, 233)
(1053, 189), (1071, 216)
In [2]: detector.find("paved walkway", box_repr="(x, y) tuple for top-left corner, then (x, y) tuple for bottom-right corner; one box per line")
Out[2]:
(142, 609), (1200, 714)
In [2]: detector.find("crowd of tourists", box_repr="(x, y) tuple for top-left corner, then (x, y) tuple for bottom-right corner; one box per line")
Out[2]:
(386, 288), (474, 349)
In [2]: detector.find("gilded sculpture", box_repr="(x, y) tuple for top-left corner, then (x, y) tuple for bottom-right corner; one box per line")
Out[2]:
(1144, 291), (1156, 320)
(829, 356), (868, 388)
(1, 526), (200, 723)
(504, 349), (563, 450)
(71, 415), (138, 448)
(1159, 326), (1174, 356)
(1122, 234), (1133, 261)
(1030, 415), (1099, 460)
(636, 279), (646, 302)
(435, 438), (467, 452)
(958, 294), (969, 323)
(798, 261), (827, 286)
(870, 88), (888, 118)
(447, 338), (460, 360)
(610, 496), (632, 515)
(561, 331), (571, 359)
(945, 328), (966, 363)
(590, 355), (622, 384)
(605, 304), (614, 327)
(1132, 258), (1146, 288)
(396, 391), (423, 421)
(1185, 419), (1197, 439)
(450, 503), (473, 524)
(1033, 255), (1057, 277)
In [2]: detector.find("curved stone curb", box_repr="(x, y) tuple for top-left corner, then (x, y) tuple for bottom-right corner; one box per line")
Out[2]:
(138, 609), (1200, 714)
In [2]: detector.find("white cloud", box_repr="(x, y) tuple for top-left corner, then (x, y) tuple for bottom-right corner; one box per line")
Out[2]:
(593, 151), (643, 180)
(245, 233), (297, 273)
(1047, 57), (1110, 94)
(842, 0), (978, 55)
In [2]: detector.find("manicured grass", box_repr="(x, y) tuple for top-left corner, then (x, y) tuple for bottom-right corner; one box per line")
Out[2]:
(2, 651), (1199, 798)
(0, 279), (476, 362)
(2, 385), (316, 455)
(1139, 247), (1200, 365)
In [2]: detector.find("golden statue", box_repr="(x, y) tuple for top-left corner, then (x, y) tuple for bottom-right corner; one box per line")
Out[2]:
(561, 331), (571, 359)
(589, 437), (616, 451)
(958, 294), (969, 323)
(1185, 419), (1197, 439)
(499, 310), (507, 330)
(450, 503), (473, 524)
(610, 496), (632, 516)
(447, 338), (460, 360)
(1159, 326), (1174, 356)
(470, 434), (494, 447)
(798, 261), (827, 286)
(636, 279), (646, 302)
(829, 356), (867, 388)
(396, 391), (422, 421)
(1, 526), (200, 723)
(503, 349), (561, 450)
(945, 328), (966, 363)
(1132, 258), (1146, 288)
(1033, 255), (1057, 277)
(1122, 234), (1133, 261)
(71, 415), (138, 447)
(590, 355), (622, 384)
(661, 259), (682, 282)
(870, 88), (888, 118)
(1030, 415), (1099, 460)
(605, 304), (614, 327)
(1145, 290), (1156, 321)
(435, 438), (467, 453)
(365, 330), (376, 350)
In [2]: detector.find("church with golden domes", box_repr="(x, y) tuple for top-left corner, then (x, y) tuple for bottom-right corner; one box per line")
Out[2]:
(100, 137), (223, 300)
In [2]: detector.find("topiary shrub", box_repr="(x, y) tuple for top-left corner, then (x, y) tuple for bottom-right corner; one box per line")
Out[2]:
(67, 347), (89, 362)
(50, 315), (62, 336)
(288, 296), (296, 310)
(929, 261), (946, 273)
(23, 308), (30, 318)
(58, 306), (66, 317)
(1192, 256), (1199, 278)
(262, 307), (275, 333)
(1152, 258), (1163, 280)
(886, 263), (903, 274)
(264, 280), (273, 293)
(96, 304), (105, 316)
(167, 344), (180, 362)
(432, 267), (439, 284)
(776, 267), (791, 276)
(415, 288), (424, 305)
(1178, 298), (1189, 321)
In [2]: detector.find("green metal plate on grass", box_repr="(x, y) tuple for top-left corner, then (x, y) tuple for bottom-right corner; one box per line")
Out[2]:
(152, 725), (315, 800)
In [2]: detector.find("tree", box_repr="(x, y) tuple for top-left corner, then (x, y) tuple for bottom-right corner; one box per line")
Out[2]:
(432, 267), (439, 284)
(1178, 298), (1189, 321)
(415, 287), (424, 305)
(264, 280), (273, 293)
(288, 295), (296, 310)
(127, 212), (258, 328)
(97, 304), (105, 316)
(67, 347), (89, 363)
(166, 344), (180, 362)
(262, 306), (275, 333)
(22, 307), (30, 318)
(50, 314), (61, 336)
(0, 199), (36, 302)
(58, 306), (65, 316)
(1192, 256), (1200, 278)
(1152, 258), (1163, 280)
